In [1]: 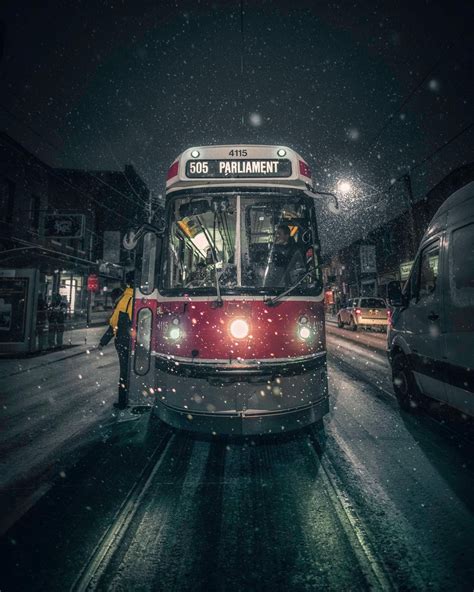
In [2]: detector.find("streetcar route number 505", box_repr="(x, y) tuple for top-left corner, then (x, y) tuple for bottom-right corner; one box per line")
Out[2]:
(188, 161), (209, 174)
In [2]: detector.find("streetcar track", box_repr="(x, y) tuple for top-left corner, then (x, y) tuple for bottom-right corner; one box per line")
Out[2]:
(70, 426), (174, 592)
(70, 426), (397, 592)
(307, 429), (396, 592)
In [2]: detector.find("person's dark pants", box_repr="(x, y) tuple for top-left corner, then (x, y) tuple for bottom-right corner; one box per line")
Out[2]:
(115, 340), (130, 407)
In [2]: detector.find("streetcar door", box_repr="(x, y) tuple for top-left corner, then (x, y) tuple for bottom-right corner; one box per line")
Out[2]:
(126, 228), (162, 409)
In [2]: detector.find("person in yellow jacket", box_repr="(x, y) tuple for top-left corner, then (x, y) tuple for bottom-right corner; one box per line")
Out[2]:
(98, 273), (134, 409)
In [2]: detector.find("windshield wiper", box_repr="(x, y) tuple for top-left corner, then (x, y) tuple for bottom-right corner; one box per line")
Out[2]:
(197, 214), (223, 307)
(264, 269), (315, 306)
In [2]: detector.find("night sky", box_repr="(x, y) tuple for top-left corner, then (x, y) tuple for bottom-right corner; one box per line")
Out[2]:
(1, 0), (473, 250)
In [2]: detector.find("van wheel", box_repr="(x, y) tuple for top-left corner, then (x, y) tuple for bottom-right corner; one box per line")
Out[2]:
(349, 317), (357, 331)
(392, 353), (422, 412)
(337, 316), (344, 328)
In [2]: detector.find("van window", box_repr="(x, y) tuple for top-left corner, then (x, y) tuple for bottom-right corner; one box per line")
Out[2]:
(450, 223), (474, 307)
(418, 243), (439, 301)
(406, 257), (419, 301)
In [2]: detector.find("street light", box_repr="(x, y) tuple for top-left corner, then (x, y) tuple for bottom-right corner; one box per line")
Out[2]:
(337, 180), (352, 194)
(336, 177), (383, 200)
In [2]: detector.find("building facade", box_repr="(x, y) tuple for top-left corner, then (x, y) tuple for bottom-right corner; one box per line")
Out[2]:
(0, 132), (150, 353)
(323, 163), (474, 308)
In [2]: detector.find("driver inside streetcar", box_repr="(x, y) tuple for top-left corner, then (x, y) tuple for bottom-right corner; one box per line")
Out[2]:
(263, 224), (306, 288)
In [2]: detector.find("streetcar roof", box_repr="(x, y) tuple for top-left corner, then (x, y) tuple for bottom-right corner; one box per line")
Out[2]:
(165, 145), (313, 195)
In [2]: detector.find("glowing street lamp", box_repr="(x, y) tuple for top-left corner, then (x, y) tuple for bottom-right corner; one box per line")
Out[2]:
(337, 180), (353, 194)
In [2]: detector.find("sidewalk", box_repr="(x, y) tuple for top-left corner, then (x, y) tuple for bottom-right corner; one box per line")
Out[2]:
(0, 325), (107, 379)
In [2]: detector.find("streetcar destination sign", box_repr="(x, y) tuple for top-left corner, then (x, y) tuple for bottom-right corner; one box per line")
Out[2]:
(185, 159), (292, 178)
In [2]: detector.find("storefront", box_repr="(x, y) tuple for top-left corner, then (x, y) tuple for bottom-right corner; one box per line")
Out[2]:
(0, 246), (96, 353)
(90, 260), (125, 324)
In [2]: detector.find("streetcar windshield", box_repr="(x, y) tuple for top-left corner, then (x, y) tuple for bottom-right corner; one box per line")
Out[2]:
(162, 193), (322, 295)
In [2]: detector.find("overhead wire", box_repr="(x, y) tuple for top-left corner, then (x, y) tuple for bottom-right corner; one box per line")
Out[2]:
(0, 132), (130, 224)
(0, 100), (149, 209)
(409, 120), (474, 173)
(240, 0), (245, 127)
(363, 51), (448, 158)
(98, 130), (149, 205)
(362, 119), (474, 209)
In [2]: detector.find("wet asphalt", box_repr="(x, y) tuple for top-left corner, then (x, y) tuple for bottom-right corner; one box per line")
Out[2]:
(1, 326), (473, 591)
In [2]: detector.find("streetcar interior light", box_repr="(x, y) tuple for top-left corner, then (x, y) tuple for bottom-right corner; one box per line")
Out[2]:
(229, 319), (249, 339)
(298, 326), (311, 340)
(191, 150), (200, 158)
(277, 148), (286, 157)
(169, 327), (181, 340)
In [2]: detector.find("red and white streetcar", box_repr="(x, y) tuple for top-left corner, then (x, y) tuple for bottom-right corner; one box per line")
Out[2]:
(126, 145), (329, 435)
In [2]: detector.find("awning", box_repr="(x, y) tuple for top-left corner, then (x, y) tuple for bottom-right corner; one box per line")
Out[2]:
(0, 245), (97, 274)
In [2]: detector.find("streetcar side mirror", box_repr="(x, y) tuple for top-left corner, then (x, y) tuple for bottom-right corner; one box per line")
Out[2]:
(123, 222), (165, 251)
(305, 189), (339, 212)
(123, 229), (140, 251)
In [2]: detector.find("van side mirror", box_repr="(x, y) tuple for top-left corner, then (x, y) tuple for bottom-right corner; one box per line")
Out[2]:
(387, 280), (407, 307)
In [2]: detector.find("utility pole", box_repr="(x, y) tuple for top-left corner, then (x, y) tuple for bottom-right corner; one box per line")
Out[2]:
(402, 173), (418, 254)
(147, 190), (153, 224)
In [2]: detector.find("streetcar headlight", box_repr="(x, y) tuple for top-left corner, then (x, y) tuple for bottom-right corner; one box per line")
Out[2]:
(277, 148), (286, 157)
(190, 150), (200, 158)
(229, 319), (249, 339)
(298, 325), (312, 340)
(169, 326), (182, 340)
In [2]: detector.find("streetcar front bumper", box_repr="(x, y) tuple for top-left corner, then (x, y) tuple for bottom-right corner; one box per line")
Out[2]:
(152, 353), (328, 435)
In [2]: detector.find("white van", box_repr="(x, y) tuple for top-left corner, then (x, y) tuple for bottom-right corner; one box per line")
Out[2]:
(387, 181), (474, 416)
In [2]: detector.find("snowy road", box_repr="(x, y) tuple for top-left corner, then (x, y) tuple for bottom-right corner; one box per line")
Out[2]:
(1, 325), (473, 591)
(0, 329), (119, 534)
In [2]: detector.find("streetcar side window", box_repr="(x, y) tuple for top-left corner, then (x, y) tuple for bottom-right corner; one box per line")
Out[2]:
(140, 232), (157, 295)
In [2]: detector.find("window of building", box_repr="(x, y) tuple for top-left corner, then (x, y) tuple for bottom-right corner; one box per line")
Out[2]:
(0, 179), (15, 223)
